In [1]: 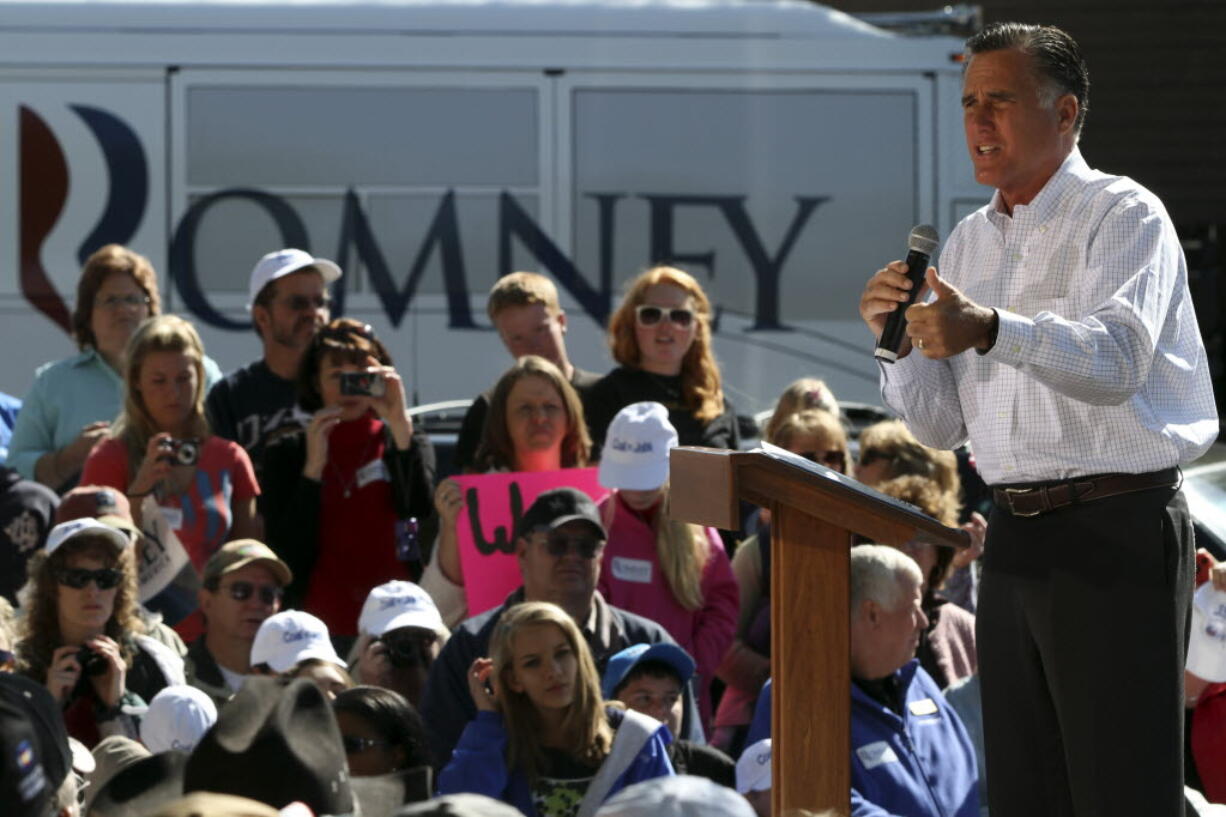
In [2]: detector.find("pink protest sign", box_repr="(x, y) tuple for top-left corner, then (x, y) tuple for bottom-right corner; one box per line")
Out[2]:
(454, 468), (608, 617)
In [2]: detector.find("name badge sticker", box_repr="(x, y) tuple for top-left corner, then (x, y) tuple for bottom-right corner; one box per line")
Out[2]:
(611, 557), (653, 584)
(356, 459), (389, 490)
(908, 698), (940, 717)
(158, 506), (184, 530)
(855, 741), (899, 770)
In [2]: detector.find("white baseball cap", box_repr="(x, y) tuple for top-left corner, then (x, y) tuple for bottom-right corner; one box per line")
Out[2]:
(246, 249), (342, 310)
(250, 611), (345, 674)
(45, 518), (131, 557)
(598, 402), (678, 491)
(358, 581), (445, 638)
(596, 776), (756, 817)
(140, 685), (218, 754)
(735, 738), (772, 794)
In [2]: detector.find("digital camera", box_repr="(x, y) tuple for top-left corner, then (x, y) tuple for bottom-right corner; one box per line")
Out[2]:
(77, 646), (109, 677)
(339, 371), (386, 398)
(164, 437), (200, 466)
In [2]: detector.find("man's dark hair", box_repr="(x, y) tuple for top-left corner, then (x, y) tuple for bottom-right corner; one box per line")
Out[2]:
(966, 22), (1090, 134)
(613, 659), (683, 697)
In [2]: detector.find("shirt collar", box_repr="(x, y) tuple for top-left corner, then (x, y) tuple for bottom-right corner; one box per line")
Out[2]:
(988, 147), (1088, 228)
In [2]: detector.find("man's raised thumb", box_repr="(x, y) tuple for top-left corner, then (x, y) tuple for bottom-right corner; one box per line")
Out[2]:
(926, 267), (954, 300)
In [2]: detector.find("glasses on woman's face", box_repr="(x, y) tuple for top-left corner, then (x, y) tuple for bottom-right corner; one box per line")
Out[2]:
(221, 581), (282, 605)
(635, 304), (695, 329)
(55, 567), (122, 590)
(98, 294), (150, 311)
(797, 449), (846, 472)
(342, 735), (391, 755)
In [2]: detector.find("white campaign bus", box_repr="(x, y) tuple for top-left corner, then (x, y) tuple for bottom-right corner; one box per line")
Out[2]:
(0, 0), (987, 416)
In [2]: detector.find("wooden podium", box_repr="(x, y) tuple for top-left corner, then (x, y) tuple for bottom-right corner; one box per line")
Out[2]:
(669, 446), (968, 815)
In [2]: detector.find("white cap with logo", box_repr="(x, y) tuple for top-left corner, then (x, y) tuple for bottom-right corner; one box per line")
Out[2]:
(598, 401), (678, 491)
(735, 738), (772, 794)
(358, 581), (446, 638)
(45, 518), (131, 557)
(249, 611), (345, 673)
(246, 249), (342, 310)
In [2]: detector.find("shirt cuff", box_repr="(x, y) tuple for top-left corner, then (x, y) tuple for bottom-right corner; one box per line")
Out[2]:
(982, 308), (1032, 366)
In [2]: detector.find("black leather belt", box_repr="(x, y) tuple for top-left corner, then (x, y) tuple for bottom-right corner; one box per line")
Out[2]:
(992, 468), (1181, 518)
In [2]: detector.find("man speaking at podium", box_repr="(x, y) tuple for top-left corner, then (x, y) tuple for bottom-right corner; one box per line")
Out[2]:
(859, 22), (1217, 817)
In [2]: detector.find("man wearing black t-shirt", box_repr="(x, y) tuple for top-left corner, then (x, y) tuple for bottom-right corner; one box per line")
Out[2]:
(452, 272), (600, 473)
(205, 249), (343, 482)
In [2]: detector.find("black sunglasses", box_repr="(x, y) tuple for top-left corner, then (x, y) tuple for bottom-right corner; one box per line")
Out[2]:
(342, 735), (391, 754)
(635, 304), (695, 329)
(541, 531), (604, 559)
(380, 631), (438, 669)
(222, 581), (282, 605)
(55, 567), (122, 590)
(282, 294), (331, 311)
(798, 450), (846, 471)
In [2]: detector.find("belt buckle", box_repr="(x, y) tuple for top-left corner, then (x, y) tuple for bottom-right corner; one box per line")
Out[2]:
(1003, 486), (1044, 518)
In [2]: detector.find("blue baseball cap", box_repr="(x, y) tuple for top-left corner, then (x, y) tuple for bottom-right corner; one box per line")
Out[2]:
(601, 643), (696, 700)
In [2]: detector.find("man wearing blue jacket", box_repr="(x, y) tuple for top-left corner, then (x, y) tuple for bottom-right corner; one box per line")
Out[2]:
(850, 545), (978, 817)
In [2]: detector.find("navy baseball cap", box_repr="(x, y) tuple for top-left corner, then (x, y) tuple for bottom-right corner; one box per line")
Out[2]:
(600, 643), (696, 700)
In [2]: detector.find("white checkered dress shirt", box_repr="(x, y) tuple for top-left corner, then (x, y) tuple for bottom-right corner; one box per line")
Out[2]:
(881, 149), (1218, 485)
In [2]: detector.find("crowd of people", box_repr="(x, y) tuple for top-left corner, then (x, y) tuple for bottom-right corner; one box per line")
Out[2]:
(1, 19), (1225, 817)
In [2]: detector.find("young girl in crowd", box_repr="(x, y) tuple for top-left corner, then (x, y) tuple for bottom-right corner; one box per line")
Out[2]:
(586, 266), (738, 452)
(422, 355), (591, 627)
(438, 602), (673, 816)
(595, 402), (738, 730)
(81, 315), (259, 639)
(262, 318), (436, 635)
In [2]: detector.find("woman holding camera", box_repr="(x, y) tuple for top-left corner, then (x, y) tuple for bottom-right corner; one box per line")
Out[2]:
(81, 316), (260, 577)
(8, 245), (222, 492)
(262, 319), (436, 636)
(16, 518), (184, 748)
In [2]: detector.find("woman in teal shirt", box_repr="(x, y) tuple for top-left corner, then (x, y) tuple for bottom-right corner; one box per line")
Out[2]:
(8, 245), (220, 492)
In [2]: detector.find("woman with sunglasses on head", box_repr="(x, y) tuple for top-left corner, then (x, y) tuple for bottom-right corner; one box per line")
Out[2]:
(80, 315), (260, 638)
(262, 318), (436, 636)
(15, 519), (185, 748)
(423, 355), (592, 628)
(585, 266), (738, 454)
(711, 408), (849, 754)
(438, 602), (673, 815)
(334, 685), (432, 778)
(9, 245), (222, 493)
(594, 402), (737, 732)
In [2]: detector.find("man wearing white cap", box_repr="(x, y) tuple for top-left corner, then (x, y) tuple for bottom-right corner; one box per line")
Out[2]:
(249, 610), (350, 699)
(205, 249), (343, 481)
(735, 738), (771, 817)
(352, 580), (448, 707)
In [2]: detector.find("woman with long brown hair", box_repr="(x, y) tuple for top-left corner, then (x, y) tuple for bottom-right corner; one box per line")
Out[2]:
(585, 266), (737, 451)
(16, 519), (184, 747)
(423, 355), (591, 627)
(438, 602), (673, 815)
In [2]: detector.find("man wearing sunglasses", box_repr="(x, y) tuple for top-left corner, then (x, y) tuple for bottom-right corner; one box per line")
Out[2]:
(420, 487), (704, 769)
(186, 539), (292, 707)
(205, 249), (343, 483)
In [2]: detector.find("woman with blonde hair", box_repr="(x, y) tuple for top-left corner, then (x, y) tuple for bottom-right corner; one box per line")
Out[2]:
(17, 519), (184, 747)
(438, 601), (673, 815)
(425, 355), (591, 627)
(8, 244), (221, 491)
(760, 377), (840, 444)
(586, 266), (737, 451)
(81, 315), (260, 637)
(595, 402), (737, 729)
(711, 408), (851, 754)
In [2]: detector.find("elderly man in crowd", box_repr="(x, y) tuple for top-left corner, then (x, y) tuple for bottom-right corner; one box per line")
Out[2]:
(185, 539), (291, 706)
(420, 487), (702, 768)
(849, 544), (978, 817)
(205, 249), (342, 482)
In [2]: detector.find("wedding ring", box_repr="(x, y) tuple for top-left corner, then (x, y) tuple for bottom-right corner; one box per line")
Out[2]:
(917, 338), (925, 350)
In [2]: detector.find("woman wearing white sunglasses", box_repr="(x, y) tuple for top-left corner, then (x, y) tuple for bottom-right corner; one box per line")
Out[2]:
(586, 266), (738, 453)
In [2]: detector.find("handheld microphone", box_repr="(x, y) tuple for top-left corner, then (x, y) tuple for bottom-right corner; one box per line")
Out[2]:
(874, 224), (940, 363)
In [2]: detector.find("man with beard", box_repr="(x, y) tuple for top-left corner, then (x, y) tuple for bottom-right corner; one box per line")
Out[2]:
(205, 249), (342, 482)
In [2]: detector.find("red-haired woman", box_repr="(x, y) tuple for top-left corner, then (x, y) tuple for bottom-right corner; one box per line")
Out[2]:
(586, 266), (738, 452)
